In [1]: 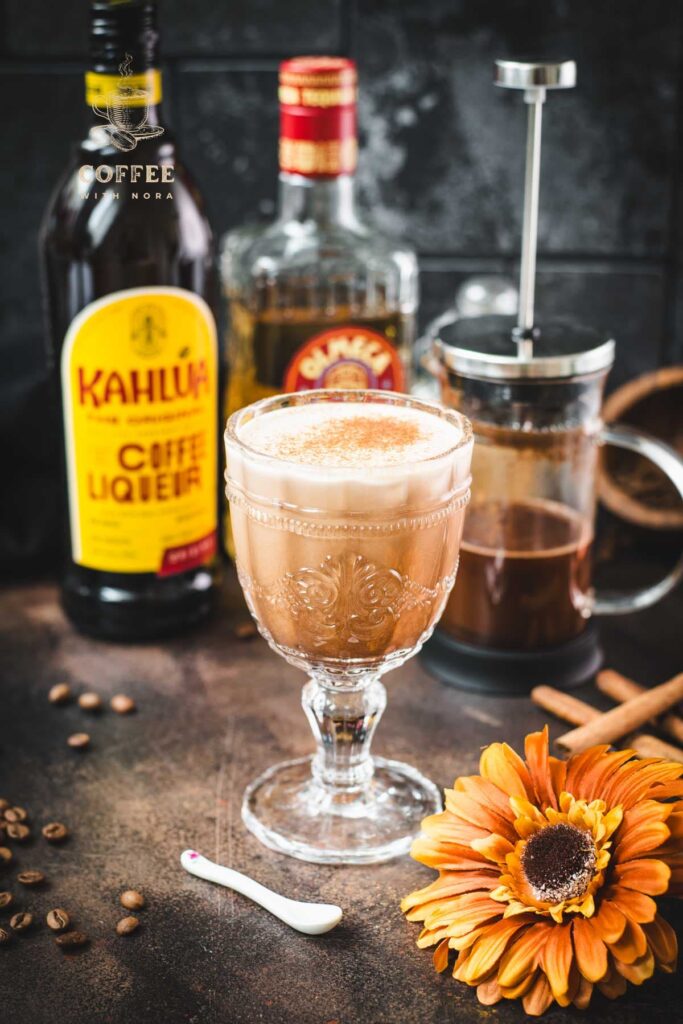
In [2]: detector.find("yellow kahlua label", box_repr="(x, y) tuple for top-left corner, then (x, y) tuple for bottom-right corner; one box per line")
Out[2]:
(61, 287), (218, 575)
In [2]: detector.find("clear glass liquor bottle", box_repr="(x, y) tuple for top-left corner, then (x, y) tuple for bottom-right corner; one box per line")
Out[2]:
(222, 57), (418, 417)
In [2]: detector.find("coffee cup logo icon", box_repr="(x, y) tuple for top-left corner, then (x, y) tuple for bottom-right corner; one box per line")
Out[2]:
(93, 54), (164, 151)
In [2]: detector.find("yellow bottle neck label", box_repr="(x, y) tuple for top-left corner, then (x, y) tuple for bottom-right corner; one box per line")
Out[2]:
(85, 68), (162, 108)
(61, 287), (218, 575)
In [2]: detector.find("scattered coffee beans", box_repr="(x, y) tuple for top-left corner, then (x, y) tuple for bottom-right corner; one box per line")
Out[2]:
(0, 927), (10, 944)
(78, 692), (102, 712)
(10, 912), (33, 932)
(0, 891), (12, 908)
(48, 683), (71, 705)
(6, 823), (30, 841)
(234, 620), (257, 640)
(0, 848), (12, 864)
(67, 733), (90, 750)
(4, 807), (28, 823)
(42, 822), (68, 843)
(116, 915), (140, 936)
(120, 889), (145, 910)
(17, 870), (45, 886)
(46, 909), (70, 932)
(55, 930), (88, 948)
(111, 694), (136, 714)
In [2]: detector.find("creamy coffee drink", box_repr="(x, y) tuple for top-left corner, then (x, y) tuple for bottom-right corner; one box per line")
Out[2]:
(226, 400), (471, 670)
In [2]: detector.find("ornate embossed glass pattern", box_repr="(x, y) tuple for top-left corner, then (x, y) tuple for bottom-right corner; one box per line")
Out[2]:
(225, 391), (473, 863)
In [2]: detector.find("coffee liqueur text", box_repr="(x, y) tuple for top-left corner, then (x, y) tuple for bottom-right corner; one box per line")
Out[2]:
(86, 432), (206, 504)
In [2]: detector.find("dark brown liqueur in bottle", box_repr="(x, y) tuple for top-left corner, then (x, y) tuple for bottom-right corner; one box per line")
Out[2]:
(40, 0), (220, 640)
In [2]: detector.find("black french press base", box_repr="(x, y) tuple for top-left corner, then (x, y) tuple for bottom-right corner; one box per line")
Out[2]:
(421, 622), (603, 696)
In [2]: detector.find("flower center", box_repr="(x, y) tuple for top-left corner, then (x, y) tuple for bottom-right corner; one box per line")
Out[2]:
(521, 823), (596, 903)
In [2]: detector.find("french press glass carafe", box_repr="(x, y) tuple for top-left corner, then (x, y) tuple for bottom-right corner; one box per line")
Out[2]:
(423, 60), (683, 694)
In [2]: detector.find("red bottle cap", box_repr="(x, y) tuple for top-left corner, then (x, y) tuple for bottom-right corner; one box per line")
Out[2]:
(279, 56), (357, 177)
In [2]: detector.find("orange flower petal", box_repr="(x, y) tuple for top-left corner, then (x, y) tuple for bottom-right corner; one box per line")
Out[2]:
(479, 742), (533, 800)
(470, 833), (514, 864)
(433, 937), (450, 972)
(497, 922), (550, 988)
(476, 977), (503, 1005)
(459, 917), (529, 985)
(572, 917), (608, 982)
(522, 971), (554, 1017)
(603, 886), (657, 924)
(401, 871), (499, 916)
(643, 913), (678, 972)
(597, 965), (628, 1000)
(607, 917), (647, 964)
(445, 789), (518, 843)
(592, 900), (627, 944)
(606, 760), (683, 810)
(542, 924), (574, 1002)
(564, 744), (612, 799)
(573, 974), (593, 1010)
(525, 727), (559, 811)
(456, 774), (519, 821)
(409, 836), (487, 870)
(613, 947), (655, 986)
(612, 858), (671, 895)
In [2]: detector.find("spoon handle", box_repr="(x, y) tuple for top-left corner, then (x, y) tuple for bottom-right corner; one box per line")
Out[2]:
(180, 849), (279, 907)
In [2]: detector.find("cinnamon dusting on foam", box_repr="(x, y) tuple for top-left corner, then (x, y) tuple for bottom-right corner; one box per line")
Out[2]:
(238, 404), (461, 468)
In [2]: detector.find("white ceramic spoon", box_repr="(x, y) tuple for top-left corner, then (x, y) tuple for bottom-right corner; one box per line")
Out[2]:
(180, 850), (343, 935)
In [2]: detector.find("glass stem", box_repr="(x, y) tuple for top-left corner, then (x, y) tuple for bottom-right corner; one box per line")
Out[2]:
(302, 675), (386, 792)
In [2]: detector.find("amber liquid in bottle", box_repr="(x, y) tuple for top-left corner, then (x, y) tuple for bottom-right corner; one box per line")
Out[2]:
(40, 0), (220, 640)
(227, 303), (411, 413)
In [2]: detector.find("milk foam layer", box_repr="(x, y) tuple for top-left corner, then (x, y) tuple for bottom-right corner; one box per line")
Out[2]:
(226, 400), (472, 514)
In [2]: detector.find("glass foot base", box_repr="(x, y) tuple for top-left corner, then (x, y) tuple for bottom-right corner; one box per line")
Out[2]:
(242, 756), (441, 865)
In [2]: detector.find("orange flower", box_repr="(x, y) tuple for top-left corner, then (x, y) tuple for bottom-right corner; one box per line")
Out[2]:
(401, 727), (683, 1016)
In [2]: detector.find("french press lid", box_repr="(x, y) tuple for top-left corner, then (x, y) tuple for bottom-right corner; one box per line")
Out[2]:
(434, 59), (615, 382)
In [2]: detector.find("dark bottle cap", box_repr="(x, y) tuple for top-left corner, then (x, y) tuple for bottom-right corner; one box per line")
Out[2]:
(89, 0), (159, 73)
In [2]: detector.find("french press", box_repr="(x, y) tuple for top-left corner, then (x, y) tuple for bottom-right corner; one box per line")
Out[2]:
(423, 59), (683, 695)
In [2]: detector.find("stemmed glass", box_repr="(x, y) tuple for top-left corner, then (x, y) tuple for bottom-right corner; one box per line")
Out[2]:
(225, 390), (473, 863)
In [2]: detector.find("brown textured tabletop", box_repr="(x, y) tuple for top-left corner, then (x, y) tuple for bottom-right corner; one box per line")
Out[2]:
(0, 566), (681, 1024)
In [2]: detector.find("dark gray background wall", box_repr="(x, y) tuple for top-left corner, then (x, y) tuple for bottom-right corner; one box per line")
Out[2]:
(2, 0), (682, 391)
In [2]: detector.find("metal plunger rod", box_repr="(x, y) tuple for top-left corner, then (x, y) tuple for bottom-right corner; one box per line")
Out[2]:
(518, 92), (544, 341)
(494, 59), (577, 361)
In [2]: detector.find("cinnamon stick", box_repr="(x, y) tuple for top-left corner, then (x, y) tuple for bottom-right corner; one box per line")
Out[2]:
(531, 686), (601, 726)
(533, 685), (683, 761)
(630, 734), (683, 764)
(555, 673), (683, 754)
(597, 669), (683, 744)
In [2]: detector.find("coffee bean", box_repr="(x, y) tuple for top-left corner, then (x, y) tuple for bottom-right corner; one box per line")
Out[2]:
(0, 799), (9, 813)
(4, 807), (28, 823)
(120, 889), (145, 910)
(0, 847), (12, 864)
(116, 915), (140, 936)
(17, 870), (45, 886)
(42, 822), (68, 843)
(6, 823), (30, 841)
(0, 891), (12, 908)
(10, 912), (33, 932)
(48, 683), (71, 704)
(55, 930), (88, 948)
(0, 927), (10, 944)
(46, 909), (70, 932)
(111, 694), (136, 714)
(67, 733), (90, 750)
(78, 692), (102, 711)
(233, 620), (257, 640)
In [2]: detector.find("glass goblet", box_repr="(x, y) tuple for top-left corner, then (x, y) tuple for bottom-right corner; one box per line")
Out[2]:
(225, 390), (473, 864)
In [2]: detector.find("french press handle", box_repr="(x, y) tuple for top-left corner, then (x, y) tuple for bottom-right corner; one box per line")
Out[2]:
(590, 425), (683, 615)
